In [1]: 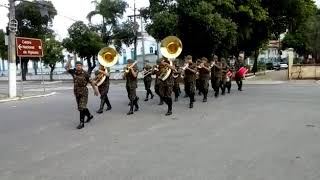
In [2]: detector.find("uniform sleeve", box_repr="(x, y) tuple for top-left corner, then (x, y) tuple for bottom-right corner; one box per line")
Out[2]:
(67, 68), (76, 75)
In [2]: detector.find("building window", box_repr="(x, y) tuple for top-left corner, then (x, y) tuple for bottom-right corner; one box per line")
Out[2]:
(150, 47), (154, 54)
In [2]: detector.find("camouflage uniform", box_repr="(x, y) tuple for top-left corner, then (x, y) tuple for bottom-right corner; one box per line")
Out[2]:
(173, 64), (182, 101)
(143, 64), (154, 101)
(220, 62), (228, 95)
(184, 63), (197, 107)
(68, 68), (90, 111)
(153, 63), (164, 105)
(67, 66), (94, 129)
(234, 60), (244, 91)
(158, 60), (174, 115)
(211, 61), (222, 97)
(95, 69), (111, 113)
(125, 65), (139, 114)
(196, 59), (202, 95)
(198, 62), (210, 101)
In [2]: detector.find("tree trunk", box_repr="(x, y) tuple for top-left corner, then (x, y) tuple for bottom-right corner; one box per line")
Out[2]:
(49, 64), (55, 81)
(252, 50), (259, 75)
(86, 56), (95, 75)
(21, 58), (29, 81)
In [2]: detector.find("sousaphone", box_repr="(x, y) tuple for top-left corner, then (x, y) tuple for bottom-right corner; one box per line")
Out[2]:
(95, 47), (119, 86)
(159, 36), (183, 81)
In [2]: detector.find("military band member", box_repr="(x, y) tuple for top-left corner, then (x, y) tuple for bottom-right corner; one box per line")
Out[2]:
(198, 57), (210, 102)
(184, 55), (197, 108)
(196, 59), (202, 96)
(94, 65), (112, 113)
(124, 59), (139, 115)
(173, 60), (182, 102)
(153, 59), (164, 105)
(65, 60), (98, 129)
(225, 68), (233, 94)
(220, 58), (228, 95)
(235, 53), (245, 91)
(210, 55), (222, 97)
(158, 58), (175, 115)
(143, 61), (154, 101)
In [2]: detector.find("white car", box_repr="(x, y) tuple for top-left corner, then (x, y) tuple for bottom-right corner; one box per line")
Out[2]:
(280, 63), (288, 69)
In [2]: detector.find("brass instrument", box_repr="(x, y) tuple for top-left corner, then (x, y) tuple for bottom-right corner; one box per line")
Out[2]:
(124, 61), (138, 74)
(159, 36), (183, 81)
(95, 47), (119, 86)
(143, 68), (153, 77)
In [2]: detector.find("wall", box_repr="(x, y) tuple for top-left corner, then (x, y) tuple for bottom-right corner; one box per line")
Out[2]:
(290, 65), (320, 79)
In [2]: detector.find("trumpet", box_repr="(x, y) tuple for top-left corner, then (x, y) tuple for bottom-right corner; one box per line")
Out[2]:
(181, 63), (189, 71)
(143, 68), (153, 77)
(124, 61), (138, 74)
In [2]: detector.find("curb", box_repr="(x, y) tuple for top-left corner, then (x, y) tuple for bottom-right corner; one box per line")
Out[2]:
(0, 92), (57, 103)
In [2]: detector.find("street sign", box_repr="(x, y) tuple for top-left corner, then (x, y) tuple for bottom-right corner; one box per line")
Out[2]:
(16, 37), (43, 57)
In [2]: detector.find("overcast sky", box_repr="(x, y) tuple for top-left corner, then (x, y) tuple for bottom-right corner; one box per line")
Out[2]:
(0, 0), (320, 40)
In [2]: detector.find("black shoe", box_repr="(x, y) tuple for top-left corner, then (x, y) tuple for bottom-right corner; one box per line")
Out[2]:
(144, 98), (149, 101)
(134, 106), (139, 112)
(165, 111), (172, 116)
(77, 123), (84, 129)
(222, 92), (225, 95)
(189, 103), (193, 108)
(151, 94), (154, 99)
(106, 106), (112, 111)
(228, 91), (230, 94)
(127, 110), (134, 115)
(203, 98), (207, 102)
(174, 97), (178, 102)
(158, 101), (164, 105)
(96, 109), (103, 114)
(85, 115), (93, 123)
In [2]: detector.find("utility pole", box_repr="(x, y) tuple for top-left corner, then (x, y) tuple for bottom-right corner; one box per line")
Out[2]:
(133, 0), (137, 61)
(140, 16), (145, 67)
(8, 0), (17, 98)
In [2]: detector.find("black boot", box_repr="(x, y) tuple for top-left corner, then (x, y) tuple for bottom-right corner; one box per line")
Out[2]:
(77, 110), (85, 129)
(144, 91), (149, 101)
(84, 108), (93, 123)
(105, 96), (112, 111)
(165, 97), (172, 116)
(96, 99), (105, 114)
(158, 98), (164, 105)
(134, 97), (139, 111)
(189, 95), (194, 108)
(150, 91), (154, 99)
(127, 101), (134, 115)
(203, 93), (207, 102)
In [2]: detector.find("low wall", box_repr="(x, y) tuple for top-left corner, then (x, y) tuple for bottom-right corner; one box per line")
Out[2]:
(290, 64), (320, 80)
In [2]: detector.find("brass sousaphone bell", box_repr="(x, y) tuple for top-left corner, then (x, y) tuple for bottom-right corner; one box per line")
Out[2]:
(95, 47), (119, 86)
(159, 36), (183, 81)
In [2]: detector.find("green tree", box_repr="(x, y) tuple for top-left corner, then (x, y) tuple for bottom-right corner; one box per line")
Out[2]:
(43, 37), (64, 81)
(0, 29), (7, 75)
(63, 21), (105, 74)
(87, 0), (136, 52)
(0, 29), (7, 60)
(15, 0), (57, 80)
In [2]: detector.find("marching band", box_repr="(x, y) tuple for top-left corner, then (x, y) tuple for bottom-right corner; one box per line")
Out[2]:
(66, 36), (247, 129)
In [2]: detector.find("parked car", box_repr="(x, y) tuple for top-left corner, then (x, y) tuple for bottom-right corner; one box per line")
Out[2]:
(280, 63), (288, 69)
(273, 62), (280, 70)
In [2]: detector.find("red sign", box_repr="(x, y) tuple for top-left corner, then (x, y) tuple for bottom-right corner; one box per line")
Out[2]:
(16, 37), (43, 57)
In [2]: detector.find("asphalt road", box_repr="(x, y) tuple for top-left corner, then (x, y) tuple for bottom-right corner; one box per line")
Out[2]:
(0, 77), (320, 180)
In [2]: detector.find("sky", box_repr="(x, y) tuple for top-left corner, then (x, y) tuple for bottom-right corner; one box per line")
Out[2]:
(0, 0), (320, 40)
(0, 0), (150, 40)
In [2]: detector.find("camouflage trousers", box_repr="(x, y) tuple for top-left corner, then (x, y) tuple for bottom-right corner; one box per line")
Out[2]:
(126, 86), (137, 101)
(198, 79), (209, 95)
(98, 85), (109, 100)
(185, 81), (195, 97)
(74, 87), (88, 111)
(144, 76), (152, 90)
